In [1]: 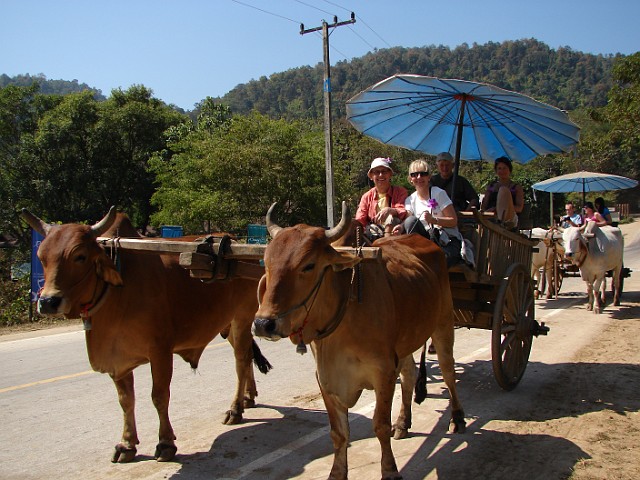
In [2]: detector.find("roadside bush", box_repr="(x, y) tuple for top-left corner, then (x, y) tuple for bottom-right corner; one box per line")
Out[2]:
(0, 275), (31, 326)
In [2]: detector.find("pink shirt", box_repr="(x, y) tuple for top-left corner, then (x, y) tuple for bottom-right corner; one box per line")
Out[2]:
(356, 185), (408, 227)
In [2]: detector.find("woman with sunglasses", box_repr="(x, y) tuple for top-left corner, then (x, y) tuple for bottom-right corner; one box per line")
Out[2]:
(392, 159), (463, 268)
(355, 157), (408, 240)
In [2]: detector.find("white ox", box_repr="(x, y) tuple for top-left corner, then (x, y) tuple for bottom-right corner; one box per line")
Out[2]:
(562, 223), (623, 313)
(530, 228), (565, 299)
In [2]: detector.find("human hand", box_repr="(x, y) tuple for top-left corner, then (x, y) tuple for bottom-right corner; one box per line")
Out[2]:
(392, 224), (403, 235)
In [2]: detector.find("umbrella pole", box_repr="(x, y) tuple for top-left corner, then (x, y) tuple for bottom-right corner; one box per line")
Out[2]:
(451, 95), (467, 206)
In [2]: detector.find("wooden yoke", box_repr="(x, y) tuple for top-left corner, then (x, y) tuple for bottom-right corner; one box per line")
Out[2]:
(97, 235), (381, 282)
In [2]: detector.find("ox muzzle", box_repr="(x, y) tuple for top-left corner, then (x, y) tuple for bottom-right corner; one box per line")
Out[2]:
(37, 295), (63, 315)
(252, 317), (287, 341)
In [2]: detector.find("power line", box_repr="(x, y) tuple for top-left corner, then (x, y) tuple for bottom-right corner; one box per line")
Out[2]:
(230, 0), (300, 24)
(321, 1), (392, 48)
(293, 0), (335, 17)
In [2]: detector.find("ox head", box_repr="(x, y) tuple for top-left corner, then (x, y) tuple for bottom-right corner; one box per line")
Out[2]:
(561, 226), (588, 266)
(253, 202), (360, 346)
(21, 207), (123, 318)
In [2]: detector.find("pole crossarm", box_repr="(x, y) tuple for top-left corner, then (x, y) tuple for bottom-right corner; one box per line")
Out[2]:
(300, 12), (356, 35)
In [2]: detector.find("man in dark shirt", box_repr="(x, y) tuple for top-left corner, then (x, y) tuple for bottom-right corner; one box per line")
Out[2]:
(429, 152), (479, 211)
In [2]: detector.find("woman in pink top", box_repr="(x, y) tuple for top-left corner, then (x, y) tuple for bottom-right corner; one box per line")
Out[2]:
(356, 157), (408, 239)
(582, 201), (608, 227)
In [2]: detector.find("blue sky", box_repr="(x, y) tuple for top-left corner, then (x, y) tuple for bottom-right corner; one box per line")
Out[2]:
(2, 0), (638, 111)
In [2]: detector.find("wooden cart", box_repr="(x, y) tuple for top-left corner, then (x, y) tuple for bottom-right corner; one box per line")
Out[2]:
(448, 211), (549, 390)
(98, 211), (547, 391)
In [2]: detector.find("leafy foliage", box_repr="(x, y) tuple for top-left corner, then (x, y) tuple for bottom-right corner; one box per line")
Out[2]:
(220, 39), (619, 120)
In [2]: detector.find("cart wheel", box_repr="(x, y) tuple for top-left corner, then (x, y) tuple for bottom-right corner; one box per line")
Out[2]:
(552, 265), (564, 296)
(492, 263), (535, 390)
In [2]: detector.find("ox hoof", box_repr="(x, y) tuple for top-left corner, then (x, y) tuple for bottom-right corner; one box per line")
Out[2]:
(111, 444), (137, 463)
(223, 410), (243, 425)
(586, 304), (593, 311)
(392, 427), (408, 440)
(382, 472), (403, 480)
(450, 411), (466, 433)
(243, 397), (256, 409)
(154, 442), (177, 462)
(614, 299), (621, 306)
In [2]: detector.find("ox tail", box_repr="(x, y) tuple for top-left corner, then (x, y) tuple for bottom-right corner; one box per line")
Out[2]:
(252, 339), (273, 374)
(414, 344), (428, 404)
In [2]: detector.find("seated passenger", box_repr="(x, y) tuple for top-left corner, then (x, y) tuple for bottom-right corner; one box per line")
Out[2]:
(561, 201), (583, 228)
(392, 159), (468, 268)
(429, 151), (479, 211)
(594, 197), (613, 225)
(582, 201), (608, 228)
(481, 156), (524, 229)
(355, 157), (408, 242)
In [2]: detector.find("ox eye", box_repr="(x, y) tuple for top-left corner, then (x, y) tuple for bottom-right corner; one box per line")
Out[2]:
(74, 253), (87, 263)
(302, 263), (315, 272)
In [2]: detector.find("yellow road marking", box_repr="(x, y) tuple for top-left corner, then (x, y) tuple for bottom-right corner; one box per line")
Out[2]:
(0, 340), (229, 394)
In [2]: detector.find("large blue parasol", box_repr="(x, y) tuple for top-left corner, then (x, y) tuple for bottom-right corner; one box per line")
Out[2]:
(346, 74), (581, 164)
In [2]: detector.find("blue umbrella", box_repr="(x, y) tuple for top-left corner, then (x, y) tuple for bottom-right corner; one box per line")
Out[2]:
(532, 170), (639, 205)
(346, 75), (580, 163)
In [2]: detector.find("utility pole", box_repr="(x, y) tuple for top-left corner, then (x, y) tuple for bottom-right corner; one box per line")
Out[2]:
(300, 13), (355, 227)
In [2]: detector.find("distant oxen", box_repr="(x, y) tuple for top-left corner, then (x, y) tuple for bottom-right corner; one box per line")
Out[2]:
(562, 222), (623, 313)
(253, 202), (465, 480)
(22, 207), (270, 463)
(530, 227), (565, 299)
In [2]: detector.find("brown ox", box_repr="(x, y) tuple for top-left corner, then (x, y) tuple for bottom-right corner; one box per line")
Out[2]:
(22, 207), (270, 463)
(253, 202), (465, 480)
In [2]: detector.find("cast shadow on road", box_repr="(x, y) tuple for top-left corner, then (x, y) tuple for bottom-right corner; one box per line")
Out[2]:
(167, 402), (380, 479)
(165, 351), (638, 479)
(398, 352), (639, 479)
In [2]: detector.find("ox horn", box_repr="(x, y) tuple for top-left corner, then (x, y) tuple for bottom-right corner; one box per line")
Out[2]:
(325, 201), (352, 243)
(90, 206), (117, 237)
(266, 202), (283, 239)
(21, 209), (53, 237)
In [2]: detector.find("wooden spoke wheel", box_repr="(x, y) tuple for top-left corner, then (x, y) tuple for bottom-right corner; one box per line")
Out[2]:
(492, 263), (535, 391)
(552, 255), (564, 295)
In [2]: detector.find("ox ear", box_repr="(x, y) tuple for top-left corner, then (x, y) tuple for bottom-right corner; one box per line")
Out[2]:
(329, 250), (362, 272)
(96, 255), (123, 286)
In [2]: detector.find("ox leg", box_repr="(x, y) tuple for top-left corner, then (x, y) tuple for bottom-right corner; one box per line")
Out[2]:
(592, 279), (603, 314)
(111, 372), (139, 463)
(150, 354), (177, 461)
(373, 374), (402, 480)
(431, 324), (466, 434)
(392, 355), (416, 440)
(585, 282), (594, 311)
(318, 380), (350, 480)
(612, 266), (622, 306)
(223, 319), (256, 424)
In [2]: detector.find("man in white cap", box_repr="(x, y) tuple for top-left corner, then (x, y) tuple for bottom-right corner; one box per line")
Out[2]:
(356, 157), (408, 240)
(430, 152), (479, 212)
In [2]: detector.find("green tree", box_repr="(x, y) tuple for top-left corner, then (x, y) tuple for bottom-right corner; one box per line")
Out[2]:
(149, 111), (328, 235)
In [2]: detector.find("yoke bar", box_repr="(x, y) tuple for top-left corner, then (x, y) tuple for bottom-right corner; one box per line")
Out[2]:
(96, 236), (382, 261)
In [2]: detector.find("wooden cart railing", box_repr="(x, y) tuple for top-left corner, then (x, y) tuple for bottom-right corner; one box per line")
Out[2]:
(448, 211), (538, 330)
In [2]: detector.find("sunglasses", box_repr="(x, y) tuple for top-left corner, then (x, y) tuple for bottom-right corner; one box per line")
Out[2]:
(410, 171), (429, 178)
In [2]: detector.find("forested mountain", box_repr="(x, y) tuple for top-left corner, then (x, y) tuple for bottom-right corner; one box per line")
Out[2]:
(220, 39), (621, 120)
(0, 73), (105, 100)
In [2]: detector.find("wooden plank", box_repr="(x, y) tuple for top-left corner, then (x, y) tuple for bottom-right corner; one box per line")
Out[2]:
(97, 237), (382, 261)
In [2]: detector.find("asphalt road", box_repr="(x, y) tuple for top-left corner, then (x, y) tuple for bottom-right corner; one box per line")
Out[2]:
(1, 224), (638, 480)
